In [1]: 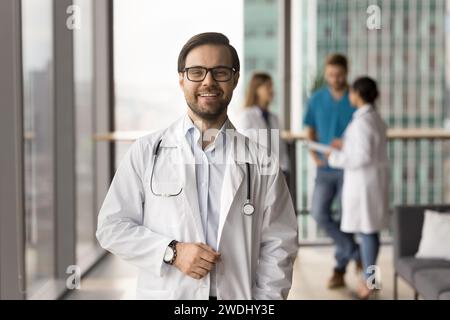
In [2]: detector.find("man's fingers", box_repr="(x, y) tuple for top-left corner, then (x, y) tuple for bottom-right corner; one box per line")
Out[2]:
(193, 266), (209, 277)
(197, 258), (214, 271)
(197, 243), (220, 263)
(188, 271), (203, 280)
(197, 243), (220, 255)
(189, 267), (208, 279)
(199, 250), (220, 263)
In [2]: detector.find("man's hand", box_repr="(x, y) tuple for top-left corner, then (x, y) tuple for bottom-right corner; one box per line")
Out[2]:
(330, 138), (343, 150)
(324, 139), (343, 160)
(311, 152), (326, 167)
(306, 127), (326, 167)
(173, 242), (221, 280)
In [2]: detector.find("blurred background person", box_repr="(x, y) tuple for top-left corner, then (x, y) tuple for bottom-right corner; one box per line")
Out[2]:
(303, 54), (361, 289)
(236, 72), (290, 179)
(328, 77), (389, 300)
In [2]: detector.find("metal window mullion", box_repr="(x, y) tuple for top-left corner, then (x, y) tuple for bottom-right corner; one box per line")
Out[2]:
(0, 0), (26, 300)
(278, 0), (291, 130)
(53, 0), (76, 280)
(93, 0), (113, 239)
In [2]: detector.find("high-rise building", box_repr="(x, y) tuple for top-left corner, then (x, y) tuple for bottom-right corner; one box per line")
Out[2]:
(297, 0), (449, 211)
(244, 0), (280, 114)
(245, 0), (449, 241)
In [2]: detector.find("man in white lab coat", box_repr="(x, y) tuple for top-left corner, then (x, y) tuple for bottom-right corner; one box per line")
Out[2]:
(96, 32), (299, 300)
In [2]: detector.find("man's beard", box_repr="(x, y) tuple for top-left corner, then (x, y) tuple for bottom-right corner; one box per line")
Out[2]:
(186, 99), (229, 121)
(331, 82), (348, 91)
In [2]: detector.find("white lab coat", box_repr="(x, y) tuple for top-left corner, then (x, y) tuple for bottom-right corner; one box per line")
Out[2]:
(96, 116), (298, 300)
(235, 106), (290, 172)
(328, 105), (390, 234)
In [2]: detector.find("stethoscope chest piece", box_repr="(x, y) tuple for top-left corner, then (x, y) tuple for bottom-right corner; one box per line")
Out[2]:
(242, 162), (255, 216)
(242, 199), (255, 216)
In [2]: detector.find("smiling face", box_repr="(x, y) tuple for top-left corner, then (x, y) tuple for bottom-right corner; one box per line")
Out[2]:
(179, 44), (239, 121)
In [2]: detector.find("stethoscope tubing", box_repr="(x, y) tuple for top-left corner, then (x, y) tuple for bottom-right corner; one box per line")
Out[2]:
(150, 138), (254, 215)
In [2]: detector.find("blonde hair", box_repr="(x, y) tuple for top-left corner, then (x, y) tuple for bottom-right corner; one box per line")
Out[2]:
(244, 72), (272, 107)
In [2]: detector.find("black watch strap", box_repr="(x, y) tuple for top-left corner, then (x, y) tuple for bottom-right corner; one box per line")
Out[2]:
(166, 240), (178, 265)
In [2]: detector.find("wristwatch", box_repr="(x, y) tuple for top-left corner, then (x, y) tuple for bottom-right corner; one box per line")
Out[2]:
(163, 240), (178, 265)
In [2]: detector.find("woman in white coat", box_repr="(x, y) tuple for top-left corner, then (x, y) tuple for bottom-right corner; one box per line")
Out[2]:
(327, 77), (389, 299)
(235, 73), (290, 175)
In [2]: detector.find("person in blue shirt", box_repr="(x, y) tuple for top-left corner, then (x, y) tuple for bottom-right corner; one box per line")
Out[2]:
(303, 54), (361, 289)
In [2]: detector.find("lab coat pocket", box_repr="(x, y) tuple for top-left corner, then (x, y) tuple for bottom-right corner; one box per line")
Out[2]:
(150, 147), (184, 197)
(143, 158), (186, 233)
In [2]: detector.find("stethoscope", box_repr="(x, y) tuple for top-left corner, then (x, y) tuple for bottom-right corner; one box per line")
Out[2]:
(150, 139), (183, 197)
(150, 138), (255, 216)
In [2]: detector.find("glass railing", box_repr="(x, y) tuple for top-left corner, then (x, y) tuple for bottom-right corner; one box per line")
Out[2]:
(284, 129), (450, 244)
(95, 128), (450, 245)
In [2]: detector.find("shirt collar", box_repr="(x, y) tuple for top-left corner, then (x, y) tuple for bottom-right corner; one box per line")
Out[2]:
(183, 114), (231, 151)
(326, 86), (349, 99)
(353, 104), (373, 119)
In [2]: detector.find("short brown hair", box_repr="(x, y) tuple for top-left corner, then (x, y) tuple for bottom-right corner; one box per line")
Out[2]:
(325, 53), (348, 71)
(177, 32), (240, 73)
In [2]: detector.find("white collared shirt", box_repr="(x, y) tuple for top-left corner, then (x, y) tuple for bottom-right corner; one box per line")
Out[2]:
(183, 114), (232, 297)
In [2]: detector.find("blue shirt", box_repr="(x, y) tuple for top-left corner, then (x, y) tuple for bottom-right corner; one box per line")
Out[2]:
(183, 114), (231, 297)
(303, 86), (355, 170)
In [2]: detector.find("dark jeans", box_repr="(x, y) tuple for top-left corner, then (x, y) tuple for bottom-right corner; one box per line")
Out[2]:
(359, 233), (380, 280)
(311, 169), (360, 272)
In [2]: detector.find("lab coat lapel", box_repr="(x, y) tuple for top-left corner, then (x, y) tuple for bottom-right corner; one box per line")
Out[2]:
(178, 139), (205, 242)
(217, 144), (245, 246)
(165, 119), (205, 242)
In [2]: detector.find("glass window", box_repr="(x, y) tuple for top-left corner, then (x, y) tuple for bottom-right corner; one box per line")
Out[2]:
(74, 0), (97, 262)
(22, 0), (55, 297)
(292, 0), (450, 242)
(244, 0), (280, 114)
(114, 0), (244, 163)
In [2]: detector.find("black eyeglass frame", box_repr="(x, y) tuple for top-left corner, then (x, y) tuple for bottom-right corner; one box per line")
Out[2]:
(182, 66), (237, 82)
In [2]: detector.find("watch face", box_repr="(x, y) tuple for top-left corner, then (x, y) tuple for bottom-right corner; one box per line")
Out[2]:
(164, 246), (174, 262)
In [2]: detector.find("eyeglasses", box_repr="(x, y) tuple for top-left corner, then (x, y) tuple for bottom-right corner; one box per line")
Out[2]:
(183, 66), (236, 82)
